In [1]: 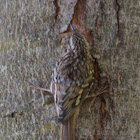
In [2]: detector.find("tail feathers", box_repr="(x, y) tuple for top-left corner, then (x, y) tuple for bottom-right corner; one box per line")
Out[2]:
(60, 115), (75, 140)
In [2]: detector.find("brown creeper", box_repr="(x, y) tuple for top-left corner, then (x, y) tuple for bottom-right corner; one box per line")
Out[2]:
(51, 24), (95, 140)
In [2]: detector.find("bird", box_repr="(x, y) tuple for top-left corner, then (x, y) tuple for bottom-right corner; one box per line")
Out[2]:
(51, 24), (96, 140)
(30, 24), (98, 140)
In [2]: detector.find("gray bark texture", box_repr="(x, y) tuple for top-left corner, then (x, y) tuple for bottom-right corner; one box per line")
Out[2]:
(0, 0), (139, 140)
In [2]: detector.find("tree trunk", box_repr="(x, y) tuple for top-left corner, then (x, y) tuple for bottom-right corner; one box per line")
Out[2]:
(0, 0), (139, 139)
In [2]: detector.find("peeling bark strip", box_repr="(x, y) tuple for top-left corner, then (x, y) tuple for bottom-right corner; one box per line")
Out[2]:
(99, 97), (106, 129)
(53, 0), (60, 26)
(95, 16), (99, 35)
(71, 0), (86, 29)
(115, 0), (120, 34)
(70, 0), (94, 48)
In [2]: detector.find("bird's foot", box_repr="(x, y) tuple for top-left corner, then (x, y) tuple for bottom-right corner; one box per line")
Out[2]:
(29, 81), (53, 106)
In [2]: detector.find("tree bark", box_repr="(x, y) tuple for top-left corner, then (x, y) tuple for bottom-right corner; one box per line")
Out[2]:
(0, 0), (139, 140)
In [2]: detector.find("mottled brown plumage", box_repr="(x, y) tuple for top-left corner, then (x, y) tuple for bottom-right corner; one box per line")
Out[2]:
(50, 25), (95, 140)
